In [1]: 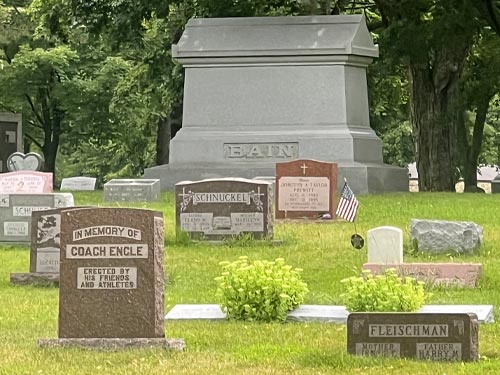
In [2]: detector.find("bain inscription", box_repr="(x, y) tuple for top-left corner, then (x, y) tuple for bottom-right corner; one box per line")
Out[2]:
(223, 143), (298, 159)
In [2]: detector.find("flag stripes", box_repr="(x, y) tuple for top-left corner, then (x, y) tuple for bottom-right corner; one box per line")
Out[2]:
(336, 182), (359, 222)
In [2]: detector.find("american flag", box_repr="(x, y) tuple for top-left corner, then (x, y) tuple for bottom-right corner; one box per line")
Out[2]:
(336, 182), (359, 222)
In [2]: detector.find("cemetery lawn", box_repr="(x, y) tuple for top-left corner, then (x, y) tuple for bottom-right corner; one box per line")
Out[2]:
(2, 192), (500, 374)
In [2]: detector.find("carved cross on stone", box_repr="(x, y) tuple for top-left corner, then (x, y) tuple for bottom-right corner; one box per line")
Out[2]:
(300, 163), (309, 175)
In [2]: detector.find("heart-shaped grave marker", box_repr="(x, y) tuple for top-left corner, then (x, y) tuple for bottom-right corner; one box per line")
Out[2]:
(7, 152), (44, 171)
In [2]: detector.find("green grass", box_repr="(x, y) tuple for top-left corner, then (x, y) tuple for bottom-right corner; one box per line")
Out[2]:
(1, 191), (500, 374)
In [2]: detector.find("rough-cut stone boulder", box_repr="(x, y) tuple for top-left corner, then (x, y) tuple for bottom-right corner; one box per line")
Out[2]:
(410, 219), (483, 254)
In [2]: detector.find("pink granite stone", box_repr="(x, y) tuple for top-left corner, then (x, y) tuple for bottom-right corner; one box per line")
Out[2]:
(0, 171), (53, 193)
(362, 263), (482, 287)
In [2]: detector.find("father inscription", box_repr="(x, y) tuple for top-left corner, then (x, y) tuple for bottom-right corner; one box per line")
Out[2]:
(176, 178), (272, 240)
(58, 208), (165, 339)
(276, 159), (337, 219)
(347, 313), (479, 361)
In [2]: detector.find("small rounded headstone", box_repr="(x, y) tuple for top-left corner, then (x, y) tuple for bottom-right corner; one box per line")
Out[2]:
(7, 152), (44, 171)
(351, 233), (364, 249)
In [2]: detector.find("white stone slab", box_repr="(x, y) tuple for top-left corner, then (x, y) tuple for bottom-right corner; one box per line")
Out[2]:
(418, 305), (494, 323)
(164, 304), (494, 323)
(367, 226), (403, 264)
(165, 304), (226, 320)
(60, 177), (96, 191)
(286, 304), (349, 323)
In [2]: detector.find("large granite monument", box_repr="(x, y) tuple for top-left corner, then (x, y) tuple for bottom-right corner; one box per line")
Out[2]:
(144, 15), (407, 193)
(0, 113), (23, 173)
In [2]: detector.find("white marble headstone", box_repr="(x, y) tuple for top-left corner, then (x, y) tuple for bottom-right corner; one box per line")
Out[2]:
(367, 226), (403, 264)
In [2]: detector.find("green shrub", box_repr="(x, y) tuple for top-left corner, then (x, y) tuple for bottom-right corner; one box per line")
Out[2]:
(340, 269), (429, 312)
(214, 256), (309, 322)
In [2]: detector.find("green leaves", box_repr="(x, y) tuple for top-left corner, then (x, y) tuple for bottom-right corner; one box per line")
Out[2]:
(215, 256), (308, 322)
(340, 269), (429, 312)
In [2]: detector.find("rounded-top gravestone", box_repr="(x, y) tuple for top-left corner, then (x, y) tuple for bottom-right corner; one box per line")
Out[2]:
(7, 152), (44, 172)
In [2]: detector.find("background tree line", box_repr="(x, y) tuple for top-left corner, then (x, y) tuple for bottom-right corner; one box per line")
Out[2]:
(1, 0), (500, 191)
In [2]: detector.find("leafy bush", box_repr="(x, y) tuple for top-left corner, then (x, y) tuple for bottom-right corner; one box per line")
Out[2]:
(215, 256), (309, 322)
(340, 269), (429, 312)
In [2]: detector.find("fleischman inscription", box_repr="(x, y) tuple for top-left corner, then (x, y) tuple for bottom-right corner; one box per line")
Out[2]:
(224, 143), (299, 159)
(369, 324), (448, 337)
(77, 267), (137, 289)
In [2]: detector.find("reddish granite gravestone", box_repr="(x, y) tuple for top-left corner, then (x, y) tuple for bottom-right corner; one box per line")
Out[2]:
(57, 208), (164, 338)
(176, 178), (272, 241)
(347, 313), (479, 361)
(275, 159), (337, 220)
(0, 171), (53, 193)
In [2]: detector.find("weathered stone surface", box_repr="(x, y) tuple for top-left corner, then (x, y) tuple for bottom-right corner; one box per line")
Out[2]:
(410, 219), (483, 254)
(104, 179), (161, 202)
(286, 305), (348, 323)
(362, 263), (482, 287)
(144, 16), (408, 193)
(38, 338), (186, 351)
(60, 177), (97, 191)
(347, 313), (479, 361)
(276, 159), (337, 220)
(0, 193), (74, 243)
(58, 207), (165, 338)
(0, 113), (22, 173)
(367, 226), (403, 264)
(10, 272), (59, 286)
(176, 178), (273, 240)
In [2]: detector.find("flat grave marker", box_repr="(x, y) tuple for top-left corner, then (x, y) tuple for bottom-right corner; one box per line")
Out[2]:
(176, 178), (273, 241)
(104, 179), (160, 202)
(275, 159), (337, 220)
(347, 312), (479, 361)
(60, 177), (97, 191)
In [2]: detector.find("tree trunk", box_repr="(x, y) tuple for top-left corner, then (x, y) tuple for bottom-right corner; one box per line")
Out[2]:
(155, 116), (170, 165)
(409, 40), (471, 191)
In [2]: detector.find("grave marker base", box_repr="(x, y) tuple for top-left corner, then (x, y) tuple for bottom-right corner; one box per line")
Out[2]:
(37, 338), (186, 351)
(10, 272), (58, 286)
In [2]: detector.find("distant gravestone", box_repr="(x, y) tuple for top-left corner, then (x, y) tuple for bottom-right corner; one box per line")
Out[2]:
(411, 219), (483, 254)
(104, 179), (161, 202)
(60, 177), (97, 191)
(347, 313), (479, 361)
(176, 178), (273, 240)
(38, 207), (185, 349)
(0, 171), (52, 194)
(0, 113), (22, 173)
(0, 193), (74, 243)
(275, 159), (337, 220)
(7, 152), (43, 171)
(367, 226), (403, 264)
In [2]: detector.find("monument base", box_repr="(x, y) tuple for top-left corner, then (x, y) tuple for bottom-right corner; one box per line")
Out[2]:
(10, 272), (59, 286)
(144, 161), (408, 194)
(37, 338), (186, 351)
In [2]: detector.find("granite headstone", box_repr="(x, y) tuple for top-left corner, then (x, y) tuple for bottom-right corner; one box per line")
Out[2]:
(0, 193), (74, 242)
(104, 179), (161, 202)
(276, 159), (337, 220)
(60, 177), (97, 191)
(0, 171), (53, 193)
(58, 208), (165, 339)
(347, 313), (479, 361)
(6, 152), (44, 171)
(367, 226), (403, 264)
(176, 178), (273, 240)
